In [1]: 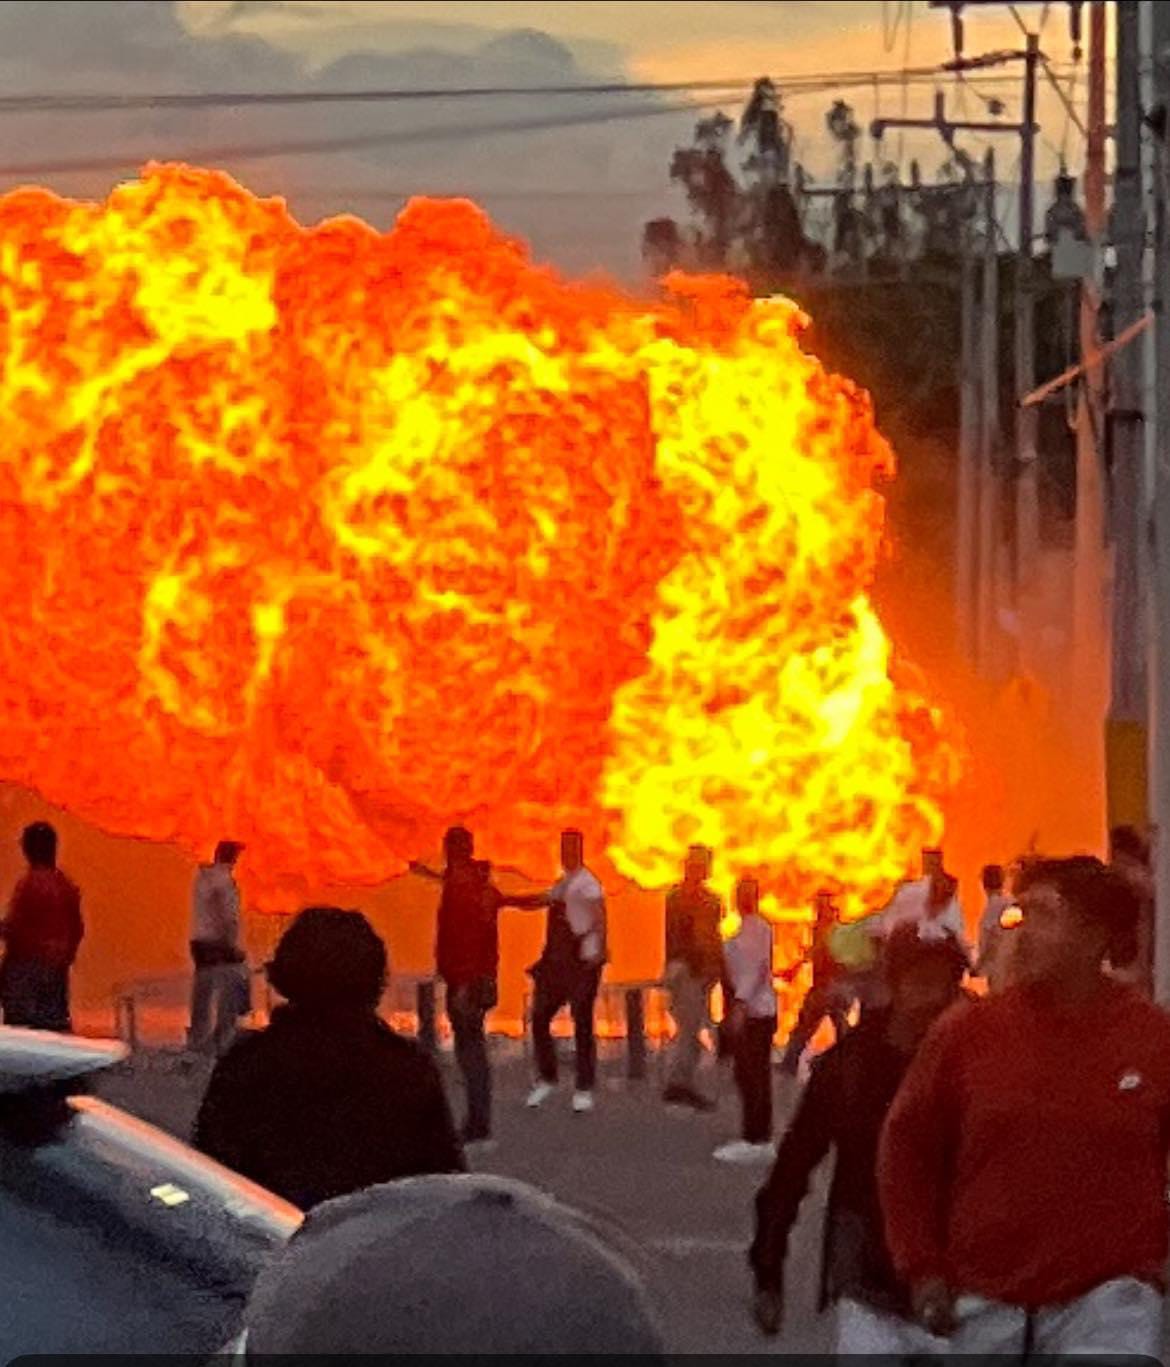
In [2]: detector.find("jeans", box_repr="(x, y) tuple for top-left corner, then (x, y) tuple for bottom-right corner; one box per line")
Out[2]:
(835, 1299), (951, 1355)
(950, 1276), (1163, 1358)
(733, 1014), (776, 1143)
(0, 957), (71, 1032)
(666, 966), (712, 1090)
(189, 961), (250, 1055)
(447, 977), (496, 1139)
(532, 961), (602, 1091)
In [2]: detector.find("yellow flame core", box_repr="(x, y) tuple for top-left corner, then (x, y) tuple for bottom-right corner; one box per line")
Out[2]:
(0, 165), (958, 914)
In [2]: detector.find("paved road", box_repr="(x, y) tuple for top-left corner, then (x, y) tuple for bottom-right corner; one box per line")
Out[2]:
(98, 1039), (832, 1355)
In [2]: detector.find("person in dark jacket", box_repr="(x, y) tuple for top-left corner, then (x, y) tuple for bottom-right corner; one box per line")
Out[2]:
(750, 923), (967, 1352)
(0, 822), (84, 1032)
(662, 844), (723, 1110)
(411, 826), (504, 1145)
(195, 906), (463, 1210)
(778, 889), (848, 1075)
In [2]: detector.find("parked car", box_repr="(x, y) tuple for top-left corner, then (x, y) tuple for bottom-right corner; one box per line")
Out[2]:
(0, 1026), (300, 1359)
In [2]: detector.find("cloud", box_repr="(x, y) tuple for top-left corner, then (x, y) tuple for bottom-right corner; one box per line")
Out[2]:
(0, 0), (696, 277)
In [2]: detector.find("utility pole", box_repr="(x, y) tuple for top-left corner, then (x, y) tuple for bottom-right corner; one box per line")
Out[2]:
(977, 147), (1001, 672)
(957, 211), (980, 660)
(871, 67), (1036, 674)
(1014, 31), (1042, 677)
(1108, 0), (1150, 832)
(1070, 3), (1108, 823)
(1150, 0), (1170, 1006)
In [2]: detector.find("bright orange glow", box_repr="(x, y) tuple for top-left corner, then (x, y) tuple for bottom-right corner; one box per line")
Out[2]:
(1000, 904), (1024, 930)
(0, 163), (958, 916)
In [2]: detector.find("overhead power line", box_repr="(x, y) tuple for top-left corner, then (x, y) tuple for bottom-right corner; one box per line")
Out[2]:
(0, 60), (1081, 117)
(0, 97), (731, 180)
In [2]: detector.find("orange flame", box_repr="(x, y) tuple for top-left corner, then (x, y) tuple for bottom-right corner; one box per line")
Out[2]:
(0, 164), (958, 915)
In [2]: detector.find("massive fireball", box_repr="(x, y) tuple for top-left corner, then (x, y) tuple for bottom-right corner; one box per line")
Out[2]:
(0, 164), (956, 916)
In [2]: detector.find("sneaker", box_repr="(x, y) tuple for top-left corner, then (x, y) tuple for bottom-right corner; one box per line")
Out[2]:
(713, 1139), (775, 1165)
(572, 1089), (595, 1113)
(526, 1081), (555, 1109)
(463, 1136), (498, 1156)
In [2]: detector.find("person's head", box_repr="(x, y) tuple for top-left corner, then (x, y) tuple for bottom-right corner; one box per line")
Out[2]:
(921, 847), (944, 879)
(267, 906), (387, 1012)
(1110, 824), (1150, 868)
(926, 871), (958, 914)
(243, 1175), (665, 1357)
(560, 828), (584, 873)
(214, 839), (244, 867)
(735, 876), (760, 918)
(883, 923), (967, 1042)
(443, 825), (474, 866)
(1012, 855), (1141, 986)
(21, 822), (57, 869)
(814, 888), (837, 924)
(981, 863), (1005, 895)
(683, 844), (712, 886)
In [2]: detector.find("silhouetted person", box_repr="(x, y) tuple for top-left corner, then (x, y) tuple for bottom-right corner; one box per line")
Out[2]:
(751, 925), (967, 1351)
(411, 826), (504, 1144)
(715, 877), (776, 1164)
(195, 906), (463, 1209)
(663, 844), (722, 1110)
(503, 830), (606, 1113)
(188, 839), (249, 1056)
(1109, 825), (1153, 991)
(973, 863), (1011, 988)
(780, 889), (848, 1076)
(881, 857), (1170, 1356)
(0, 822), (83, 1032)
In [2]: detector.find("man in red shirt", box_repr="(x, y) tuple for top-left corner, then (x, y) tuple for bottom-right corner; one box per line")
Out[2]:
(0, 822), (84, 1032)
(879, 855), (1170, 1357)
(412, 826), (503, 1146)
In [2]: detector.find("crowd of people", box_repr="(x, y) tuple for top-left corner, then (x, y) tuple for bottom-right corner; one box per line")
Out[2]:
(1, 815), (1169, 1357)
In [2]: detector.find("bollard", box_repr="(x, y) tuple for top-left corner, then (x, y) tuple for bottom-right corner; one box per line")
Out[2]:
(625, 987), (646, 1080)
(416, 979), (438, 1053)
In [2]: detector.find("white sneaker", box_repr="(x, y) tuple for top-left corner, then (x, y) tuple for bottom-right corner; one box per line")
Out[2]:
(526, 1081), (555, 1109)
(713, 1139), (775, 1165)
(572, 1090), (595, 1113)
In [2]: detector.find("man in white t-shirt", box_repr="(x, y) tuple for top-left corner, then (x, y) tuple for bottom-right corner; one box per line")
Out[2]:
(500, 829), (607, 1113)
(880, 849), (966, 951)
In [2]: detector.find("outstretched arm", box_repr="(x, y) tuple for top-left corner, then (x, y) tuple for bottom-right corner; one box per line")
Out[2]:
(498, 890), (553, 910)
(408, 861), (443, 882)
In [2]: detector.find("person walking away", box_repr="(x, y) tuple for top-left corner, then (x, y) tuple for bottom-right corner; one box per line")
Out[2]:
(1109, 825), (1153, 993)
(714, 878), (776, 1164)
(0, 822), (83, 1032)
(188, 839), (249, 1055)
(879, 856), (1170, 1358)
(411, 826), (503, 1145)
(779, 890), (848, 1076)
(195, 905), (463, 1209)
(973, 863), (1011, 990)
(750, 924), (967, 1349)
(662, 844), (722, 1110)
(501, 829), (606, 1114)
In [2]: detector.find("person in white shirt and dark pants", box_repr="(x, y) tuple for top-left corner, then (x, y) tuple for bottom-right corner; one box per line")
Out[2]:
(717, 877), (777, 1164)
(501, 829), (607, 1113)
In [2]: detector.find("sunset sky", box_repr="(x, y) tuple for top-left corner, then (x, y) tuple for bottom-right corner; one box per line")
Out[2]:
(0, 2), (1096, 275)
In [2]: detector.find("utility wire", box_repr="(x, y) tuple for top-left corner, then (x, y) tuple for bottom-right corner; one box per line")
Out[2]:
(0, 97), (731, 180)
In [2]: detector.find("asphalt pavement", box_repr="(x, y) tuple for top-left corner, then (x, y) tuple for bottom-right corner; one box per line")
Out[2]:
(97, 1038), (832, 1355)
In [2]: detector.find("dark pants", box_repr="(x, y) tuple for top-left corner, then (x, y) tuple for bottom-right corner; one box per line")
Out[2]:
(734, 1015), (776, 1143)
(0, 957), (71, 1032)
(532, 961), (602, 1091)
(781, 981), (849, 1072)
(447, 977), (496, 1140)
